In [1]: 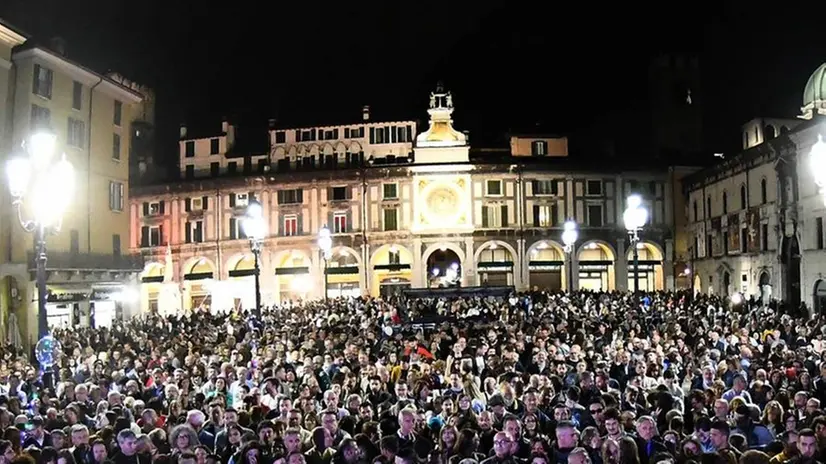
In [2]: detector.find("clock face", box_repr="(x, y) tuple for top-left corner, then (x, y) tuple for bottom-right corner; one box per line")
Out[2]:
(425, 186), (460, 220)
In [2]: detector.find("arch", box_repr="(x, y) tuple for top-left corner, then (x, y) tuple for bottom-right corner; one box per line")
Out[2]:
(141, 262), (165, 279)
(576, 240), (617, 260)
(348, 141), (362, 152)
(335, 142), (347, 153)
(693, 273), (702, 295)
(422, 242), (466, 265)
(764, 124), (776, 140)
(272, 249), (312, 269)
(759, 270), (772, 303)
(273, 146), (286, 159)
(308, 144), (320, 156)
(329, 246), (362, 267)
(226, 253), (255, 272)
(527, 239), (566, 261)
(626, 241), (665, 292)
(321, 143), (335, 155)
(297, 145), (307, 155)
(525, 240), (567, 291)
(370, 244), (414, 266)
(473, 240), (518, 264)
(577, 240), (616, 291)
(181, 256), (216, 276)
(288, 146), (298, 157)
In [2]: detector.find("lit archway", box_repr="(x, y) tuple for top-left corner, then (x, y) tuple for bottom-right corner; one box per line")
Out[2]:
(576, 241), (616, 291)
(370, 244), (413, 297)
(475, 240), (517, 287)
(527, 240), (567, 291)
(224, 254), (257, 311)
(626, 241), (664, 292)
(326, 246), (361, 299)
(815, 280), (826, 315)
(182, 257), (215, 313)
(693, 273), (702, 296)
(273, 250), (312, 303)
(759, 271), (772, 303)
(422, 242), (465, 288)
(140, 262), (165, 314)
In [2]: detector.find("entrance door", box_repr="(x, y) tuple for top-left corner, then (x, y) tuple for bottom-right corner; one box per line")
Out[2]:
(815, 280), (826, 314)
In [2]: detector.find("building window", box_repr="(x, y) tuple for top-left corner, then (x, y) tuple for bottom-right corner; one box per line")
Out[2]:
(113, 100), (122, 126)
(210, 138), (219, 154)
(587, 204), (603, 226)
(283, 215), (298, 236)
(72, 81), (82, 110)
(32, 64), (53, 99)
(722, 191), (728, 215)
(693, 200), (698, 221)
(533, 180), (558, 195)
(210, 162), (220, 176)
(227, 161), (237, 174)
(275, 131), (286, 143)
(818, 218), (824, 250)
(185, 141), (195, 158)
(149, 226), (161, 246)
(383, 208), (398, 231)
(383, 183), (398, 199)
(531, 140), (548, 156)
(185, 165), (194, 179)
(586, 180), (602, 196)
(229, 217), (245, 240)
(333, 212), (347, 233)
(740, 184), (747, 210)
(483, 205), (508, 228)
(761, 178), (768, 204)
(486, 180), (502, 196)
(277, 189), (303, 205)
(332, 186), (347, 201)
(67, 118), (85, 148)
(112, 133), (121, 160)
(30, 104), (50, 129)
(108, 181), (124, 211)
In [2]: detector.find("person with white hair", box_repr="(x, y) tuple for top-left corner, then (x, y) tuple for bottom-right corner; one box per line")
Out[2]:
(186, 409), (215, 448)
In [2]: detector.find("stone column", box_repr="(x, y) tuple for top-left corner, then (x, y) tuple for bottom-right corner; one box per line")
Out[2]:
(463, 237), (476, 288)
(412, 238), (423, 287)
(616, 238), (628, 292)
(665, 238), (675, 290)
(517, 238), (527, 291)
(360, 243), (369, 297)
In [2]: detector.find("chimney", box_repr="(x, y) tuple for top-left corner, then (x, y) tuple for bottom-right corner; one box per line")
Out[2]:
(179, 124), (187, 139)
(221, 119), (229, 133)
(268, 118), (277, 129)
(49, 37), (67, 57)
(362, 105), (370, 121)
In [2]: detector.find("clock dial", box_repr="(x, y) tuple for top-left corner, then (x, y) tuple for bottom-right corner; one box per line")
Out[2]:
(425, 187), (459, 221)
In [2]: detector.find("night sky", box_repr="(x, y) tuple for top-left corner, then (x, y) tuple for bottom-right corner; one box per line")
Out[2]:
(1, 1), (824, 165)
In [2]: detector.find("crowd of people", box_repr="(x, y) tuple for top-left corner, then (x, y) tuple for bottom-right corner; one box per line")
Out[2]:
(0, 290), (820, 464)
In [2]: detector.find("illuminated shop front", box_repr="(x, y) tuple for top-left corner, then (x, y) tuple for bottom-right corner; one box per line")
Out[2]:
(577, 241), (616, 291)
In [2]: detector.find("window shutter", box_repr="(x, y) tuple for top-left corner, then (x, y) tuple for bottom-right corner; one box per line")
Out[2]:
(347, 210), (353, 232)
(32, 65), (39, 93)
(552, 180), (559, 195)
(142, 202), (149, 216)
(159, 225), (165, 245)
(185, 222), (192, 243)
(406, 125), (412, 141)
(482, 206), (489, 227)
(277, 191), (284, 205)
(159, 200), (165, 214)
(533, 205), (541, 226)
(531, 180), (537, 195)
(369, 127), (375, 144)
(327, 187), (333, 202)
(229, 218), (237, 239)
(229, 193), (236, 207)
(185, 198), (191, 212)
(328, 212), (334, 233)
(278, 216), (283, 236)
(551, 203), (559, 226)
(501, 205), (508, 227)
(202, 196), (209, 210)
(297, 214), (303, 236)
(297, 189), (303, 203)
(140, 226), (149, 247)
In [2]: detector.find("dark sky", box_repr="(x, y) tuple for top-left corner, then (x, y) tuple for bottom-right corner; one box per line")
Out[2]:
(1, 1), (824, 162)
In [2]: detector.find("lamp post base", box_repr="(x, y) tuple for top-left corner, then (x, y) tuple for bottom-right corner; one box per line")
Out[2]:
(35, 225), (48, 339)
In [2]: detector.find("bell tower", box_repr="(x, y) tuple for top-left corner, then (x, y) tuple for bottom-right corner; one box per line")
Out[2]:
(414, 83), (469, 163)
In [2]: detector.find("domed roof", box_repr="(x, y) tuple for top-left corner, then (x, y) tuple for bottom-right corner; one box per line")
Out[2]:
(803, 63), (826, 107)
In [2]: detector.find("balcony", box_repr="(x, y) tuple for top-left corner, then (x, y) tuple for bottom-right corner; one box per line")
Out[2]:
(28, 251), (144, 272)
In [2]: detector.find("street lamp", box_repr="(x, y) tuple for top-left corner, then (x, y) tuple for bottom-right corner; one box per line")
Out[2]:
(623, 194), (649, 294)
(561, 220), (578, 292)
(6, 129), (74, 339)
(241, 199), (266, 319)
(317, 225), (332, 301)
(810, 135), (826, 204)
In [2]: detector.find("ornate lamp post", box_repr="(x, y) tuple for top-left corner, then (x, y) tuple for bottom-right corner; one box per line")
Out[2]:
(623, 194), (649, 294)
(561, 220), (578, 292)
(810, 135), (826, 205)
(6, 129), (75, 339)
(318, 226), (332, 301)
(241, 199), (266, 318)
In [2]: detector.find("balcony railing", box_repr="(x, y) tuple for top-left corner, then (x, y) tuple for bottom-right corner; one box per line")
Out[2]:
(27, 251), (144, 272)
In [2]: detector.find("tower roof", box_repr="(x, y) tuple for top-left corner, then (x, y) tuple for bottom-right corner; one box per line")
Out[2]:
(415, 83), (467, 148)
(804, 63), (826, 108)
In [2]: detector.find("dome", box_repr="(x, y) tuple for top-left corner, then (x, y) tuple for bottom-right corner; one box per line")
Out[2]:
(803, 63), (826, 107)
